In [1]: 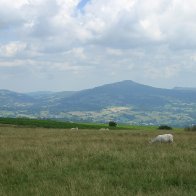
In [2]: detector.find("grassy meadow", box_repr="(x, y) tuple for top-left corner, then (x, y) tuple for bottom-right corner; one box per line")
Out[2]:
(0, 125), (196, 196)
(0, 117), (158, 131)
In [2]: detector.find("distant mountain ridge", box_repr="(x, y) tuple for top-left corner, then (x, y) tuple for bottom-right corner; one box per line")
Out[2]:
(0, 80), (196, 127)
(49, 80), (196, 111)
(173, 87), (196, 91)
(0, 89), (35, 108)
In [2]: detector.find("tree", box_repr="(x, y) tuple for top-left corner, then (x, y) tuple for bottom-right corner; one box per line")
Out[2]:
(109, 121), (117, 127)
(158, 125), (172, 130)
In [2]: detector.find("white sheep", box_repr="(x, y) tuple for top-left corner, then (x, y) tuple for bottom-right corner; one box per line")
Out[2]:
(99, 128), (110, 131)
(150, 134), (173, 143)
(70, 127), (78, 131)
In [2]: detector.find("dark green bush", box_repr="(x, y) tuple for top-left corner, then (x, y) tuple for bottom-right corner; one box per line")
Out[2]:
(109, 121), (117, 127)
(158, 125), (172, 130)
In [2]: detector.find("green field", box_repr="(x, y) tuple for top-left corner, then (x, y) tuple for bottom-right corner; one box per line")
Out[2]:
(0, 123), (195, 196)
(0, 117), (159, 131)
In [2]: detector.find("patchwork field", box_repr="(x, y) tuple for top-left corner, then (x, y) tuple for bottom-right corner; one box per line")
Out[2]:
(0, 126), (195, 195)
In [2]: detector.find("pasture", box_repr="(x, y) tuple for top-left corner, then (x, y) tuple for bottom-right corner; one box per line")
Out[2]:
(0, 126), (195, 196)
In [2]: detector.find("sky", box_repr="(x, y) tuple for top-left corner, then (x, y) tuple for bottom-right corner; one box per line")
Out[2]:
(0, 0), (196, 92)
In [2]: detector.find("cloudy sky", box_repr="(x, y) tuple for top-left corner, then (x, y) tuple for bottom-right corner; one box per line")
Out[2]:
(0, 0), (196, 92)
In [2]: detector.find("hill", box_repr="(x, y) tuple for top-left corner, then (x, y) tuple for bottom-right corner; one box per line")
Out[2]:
(50, 80), (196, 111)
(173, 87), (196, 91)
(0, 80), (196, 126)
(0, 90), (35, 109)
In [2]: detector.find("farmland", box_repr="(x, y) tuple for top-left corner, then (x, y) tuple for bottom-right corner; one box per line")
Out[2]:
(0, 122), (195, 195)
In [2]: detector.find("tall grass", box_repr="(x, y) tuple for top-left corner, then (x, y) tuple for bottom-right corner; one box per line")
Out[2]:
(0, 126), (195, 195)
(184, 125), (196, 132)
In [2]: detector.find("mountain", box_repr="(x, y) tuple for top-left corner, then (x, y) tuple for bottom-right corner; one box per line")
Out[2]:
(0, 80), (196, 126)
(51, 80), (196, 112)
(27, 91), (76, 99)
(173, 87), (196, 91)
(0, 90), (35, 108)
(27, 91), (77, 107)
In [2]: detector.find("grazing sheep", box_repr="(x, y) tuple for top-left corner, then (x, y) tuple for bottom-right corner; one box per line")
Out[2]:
(150, 134), (173, 143)
(70, 127), (78, 131)
(99, 128), (110, 131)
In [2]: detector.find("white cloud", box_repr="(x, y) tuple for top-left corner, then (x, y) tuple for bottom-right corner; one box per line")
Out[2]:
(0, 0), (28, 8)
(0, 0), (196, 91)
(0, 59), (26, 67)
(145, 64), (181, 79)
(106, 48), (123, 56)
(0, 42), (27, 57)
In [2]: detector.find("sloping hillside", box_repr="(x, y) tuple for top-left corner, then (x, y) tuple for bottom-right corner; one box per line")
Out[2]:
(49, 80), (196, 111)
(0, 90), (35, 108)
(0, 80), (196, 126)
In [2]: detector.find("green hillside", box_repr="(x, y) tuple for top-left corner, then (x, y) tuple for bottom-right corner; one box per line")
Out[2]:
(0, 117), (159, 131)
(0, 80), (196, 127)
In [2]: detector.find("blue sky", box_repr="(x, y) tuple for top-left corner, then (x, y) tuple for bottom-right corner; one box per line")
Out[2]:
(77, 0), (90, 11)
(0, 0), (196, 92)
